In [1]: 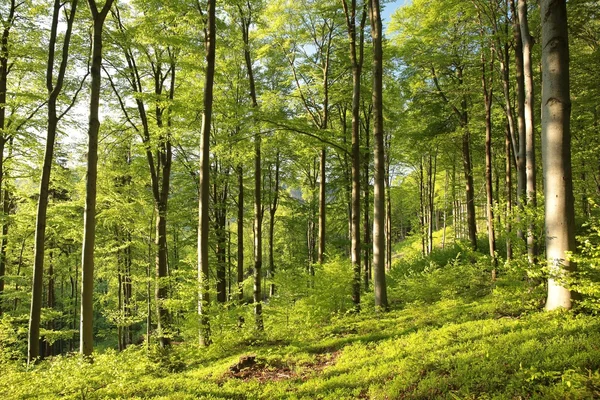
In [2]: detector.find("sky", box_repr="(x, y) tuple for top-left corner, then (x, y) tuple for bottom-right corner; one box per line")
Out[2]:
(382, 0), (412, 29)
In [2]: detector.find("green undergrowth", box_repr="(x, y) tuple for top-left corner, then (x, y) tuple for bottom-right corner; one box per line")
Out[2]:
(2, 245), (600, 399)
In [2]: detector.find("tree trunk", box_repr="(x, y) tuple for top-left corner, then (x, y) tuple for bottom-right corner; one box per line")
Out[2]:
(505, 120), (513, 261)
(363, 127), (370, 290)
(541, 0), (576, 310)
(237, 166), (244, 301)
(198, 0), (216, 345)
(462, 125), (477, 250)
(268, 153), (280, 296)
(442, 170), (448, 249)
(214, 169), (229, 304)
(46, 249), (55, 357)
(318, 148), (326, 264)
(124, 231), (132, 347)
(113, 13), (175, 347)
(482, 46), (497, 276)
(427, 152), (437, 255)
(341, 0), (366, 310)
(239, 3), (263, 330)
(518, 0), (537, 263)
(511, 0), (527, 244)
(28, 0), (78, 364)
(384, 133), (392, 272)
(370, 0), (388, 310)
(0, 0), (16, 317)
(419, 159), (426, 256)
(80, 0), (113, 358)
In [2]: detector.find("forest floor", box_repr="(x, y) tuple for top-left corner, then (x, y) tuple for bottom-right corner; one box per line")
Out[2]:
(2, 241), (600, 399)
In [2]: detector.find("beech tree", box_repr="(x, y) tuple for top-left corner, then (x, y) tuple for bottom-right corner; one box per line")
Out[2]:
(541, 0), (576, 311)
(341, 0), (367, 309)
(80, 0), (115, 358)
(28, 0), (79, 364)
(518, 0), (537, 262)
(198, 0), (216, 345)
(369, 0), (388, 310)
(0, 0), (18, 316)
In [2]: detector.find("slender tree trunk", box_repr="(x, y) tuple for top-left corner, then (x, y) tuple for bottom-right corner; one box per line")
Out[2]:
(28, 0), (78, 364)
(427, 152), (437, 255)
(318, 148), (326, 264)
(198, 0), (216, 345)
(442, 170), (448, 249)
(268, 153), (280, 296)
(0, 166), (9, 314)
(46, 249), (55, 357)
(419, 159), (425, 256)
(541, 0), (576, 310)
(238, 4), (263, 329)
(341, 0), (366, 310)
(0, 1), (16, 317)
(124, 231), (132, 347)
(482, 46), (497, 276)
(363, 127), (370, 290)
(214, 169), (229, 304)
(80, 0), (113, 357)
(117, 238), (123, 351)
(384, 133), (392, 272)
(505, 120), (513, 261)
(462, 123), (477, 250)
(518, 0), (537, 263)
(146, 227), (152, 349)
(370, 0), (388, 310)
(237, 166), (244, 301)
(511, 0), (527, 244)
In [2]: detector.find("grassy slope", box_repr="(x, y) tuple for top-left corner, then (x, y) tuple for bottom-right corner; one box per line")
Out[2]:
(2, 238), (600, 399)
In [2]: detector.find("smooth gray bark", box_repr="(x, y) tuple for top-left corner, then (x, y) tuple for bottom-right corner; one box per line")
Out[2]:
(198, 0), (216, 345)
(518, 0), (537, 262)
(341, 0), (366, 309)
(370, 0), (388, 310)
(28, 0), (78, 364)
(80, 0), (114, 358)
(541, 0), (576, 310)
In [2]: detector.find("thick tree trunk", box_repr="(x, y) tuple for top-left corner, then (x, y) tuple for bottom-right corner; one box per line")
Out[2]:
(370, 0), (388, 310)
(541, 0), (576, 310)
(28, 0), (78, 364)
(518, 0), (537, 263)
(198, 0), (216, 345)
(80, 0), (113, 357)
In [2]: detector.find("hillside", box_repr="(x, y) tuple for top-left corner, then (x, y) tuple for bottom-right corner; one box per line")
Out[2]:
(3, 242), (600, 399)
